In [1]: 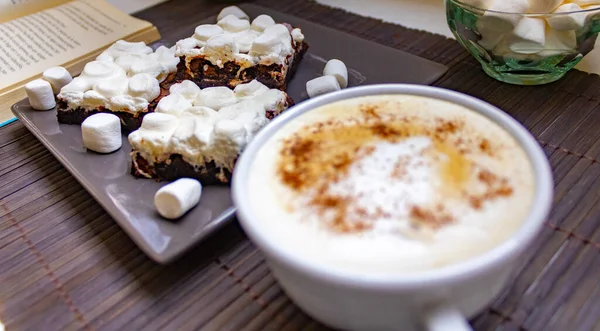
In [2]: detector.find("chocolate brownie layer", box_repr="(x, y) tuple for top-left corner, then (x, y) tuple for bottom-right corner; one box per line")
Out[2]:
(131, 152), (234, 185)
(183, 41), (309, 90)
(56, 103), (146, 134)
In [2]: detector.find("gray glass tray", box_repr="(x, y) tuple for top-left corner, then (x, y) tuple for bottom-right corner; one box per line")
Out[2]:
(12, 4), (448, 263)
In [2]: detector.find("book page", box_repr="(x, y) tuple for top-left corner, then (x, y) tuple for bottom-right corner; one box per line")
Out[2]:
(0, 0), (153, 91)
(0, 0), (74, 23)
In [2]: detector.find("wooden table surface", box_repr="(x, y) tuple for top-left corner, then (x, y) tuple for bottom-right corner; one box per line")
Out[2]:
(3, 0), (600, 330)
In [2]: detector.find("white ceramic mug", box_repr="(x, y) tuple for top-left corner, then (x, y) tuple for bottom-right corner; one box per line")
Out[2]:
(232, 84), (554, 331)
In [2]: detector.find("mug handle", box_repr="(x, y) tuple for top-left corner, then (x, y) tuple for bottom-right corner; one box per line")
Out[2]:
(423, 304), (473, 331)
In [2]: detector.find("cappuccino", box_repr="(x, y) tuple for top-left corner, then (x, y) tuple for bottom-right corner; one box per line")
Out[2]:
(248, 95), (535, 274)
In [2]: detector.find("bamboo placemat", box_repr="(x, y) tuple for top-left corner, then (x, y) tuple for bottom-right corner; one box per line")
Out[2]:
(3, 0), (600, 330)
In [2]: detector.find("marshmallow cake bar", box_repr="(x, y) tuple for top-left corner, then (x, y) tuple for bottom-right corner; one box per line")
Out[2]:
(174, 12), (308, 90)
(129, 79), (292, 184)
(56, 41), (180, 132)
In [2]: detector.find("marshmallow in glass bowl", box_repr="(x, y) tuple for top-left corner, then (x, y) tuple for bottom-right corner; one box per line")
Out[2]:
(447, 0), (600, 85)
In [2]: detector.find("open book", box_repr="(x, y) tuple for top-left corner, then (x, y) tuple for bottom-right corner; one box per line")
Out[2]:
(0, 0), (161, 126)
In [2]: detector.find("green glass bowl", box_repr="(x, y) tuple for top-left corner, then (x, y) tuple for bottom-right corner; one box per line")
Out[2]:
(446, 0), (600, 85)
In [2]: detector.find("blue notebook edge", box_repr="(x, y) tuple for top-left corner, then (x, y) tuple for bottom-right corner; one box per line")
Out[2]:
(0, 117), (17, 128)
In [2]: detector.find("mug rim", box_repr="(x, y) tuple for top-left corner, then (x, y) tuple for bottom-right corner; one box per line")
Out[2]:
(232, 84), (554, 289)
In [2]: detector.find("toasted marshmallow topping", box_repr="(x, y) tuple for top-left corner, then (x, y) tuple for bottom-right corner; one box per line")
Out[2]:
(57, 41), (180, 113)
(96, 40), (153, 62)
(175, 11), (303, 68)
(128, 80), (288, 174)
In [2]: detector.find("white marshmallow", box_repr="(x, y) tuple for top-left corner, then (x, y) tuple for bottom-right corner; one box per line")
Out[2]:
(154, 178), (202, 219)
(234, 79), (270, 99)
(130, 58), (168, 82)
(176, 37), (200, 51)
(82, 61), (125, 80)
(110, 95), (148, 112)
(156, 93), (193, 116)
(230, 105), (269, 133)
(25, 79), (56, 110)
(214, 119), (247, 146)
(155, 45), (174, 56)
(195, 86), (238, 110)
(250, 33), (281, 56)
(218, 100), (266, 120)
(234, 53), (256, 68)
(306, 75), (341, 99)
(60, 77), (91, 93)
(215, 118), (245, 136)
(251, 15), (276, 32)
(506, 17), (546, 54)
(152, 46), (180, 73)
(129, 113), (179, 157)
(96, 40), (153, 62)
(170, 80), (201, 101)
(140, 112), (179, 132)
(203, 34), (239, 62)
(114, 54), (144, 73)
(264, 24), (292, 40)
(42, 67), (73, 94)
(323, 59), (349, 88)
(82, 90), (108, 107)
(546, 4), (587, 30)
(537, 29), (577, 57)
(94, 78), (129, 100)
(476, 18), (507, 50)
(529, 0), (562, 13)
(183, 106), (218, 118)
(492, 39), (538, 61)
(479, 0), (529, 32)
(234, 30), (261, 53)
(128, 73), (160, 101)
(218, 15), (251, 33)
(291, 28), (305, 43)
(569, 0), (600, 6)
(169, 117), (213, 153)
(194, 24), (224, 41)
(217, 6), (249, 21)
(256, 89), (287, 110)
(113, 40), (153, 55)
(81, 113), (122, 154)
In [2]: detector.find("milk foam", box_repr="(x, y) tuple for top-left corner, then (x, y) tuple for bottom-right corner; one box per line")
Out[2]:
(248, 95), (535, 275)
(327, 138), (435, 234)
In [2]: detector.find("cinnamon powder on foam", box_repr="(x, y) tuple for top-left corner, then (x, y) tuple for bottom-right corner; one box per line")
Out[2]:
(276, 104), (514, 234)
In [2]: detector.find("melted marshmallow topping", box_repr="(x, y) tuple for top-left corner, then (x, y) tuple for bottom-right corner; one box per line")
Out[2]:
(128, 79), (288, 173)
(176, 12), (305, 68)
(57, 41), (180, 113)
(248, 95), (536, 275)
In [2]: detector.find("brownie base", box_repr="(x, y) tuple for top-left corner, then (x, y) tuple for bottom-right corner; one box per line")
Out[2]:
(183, 41), (309, 91)
(56, 104), (147, 134)
(131, 152), (233, 185)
